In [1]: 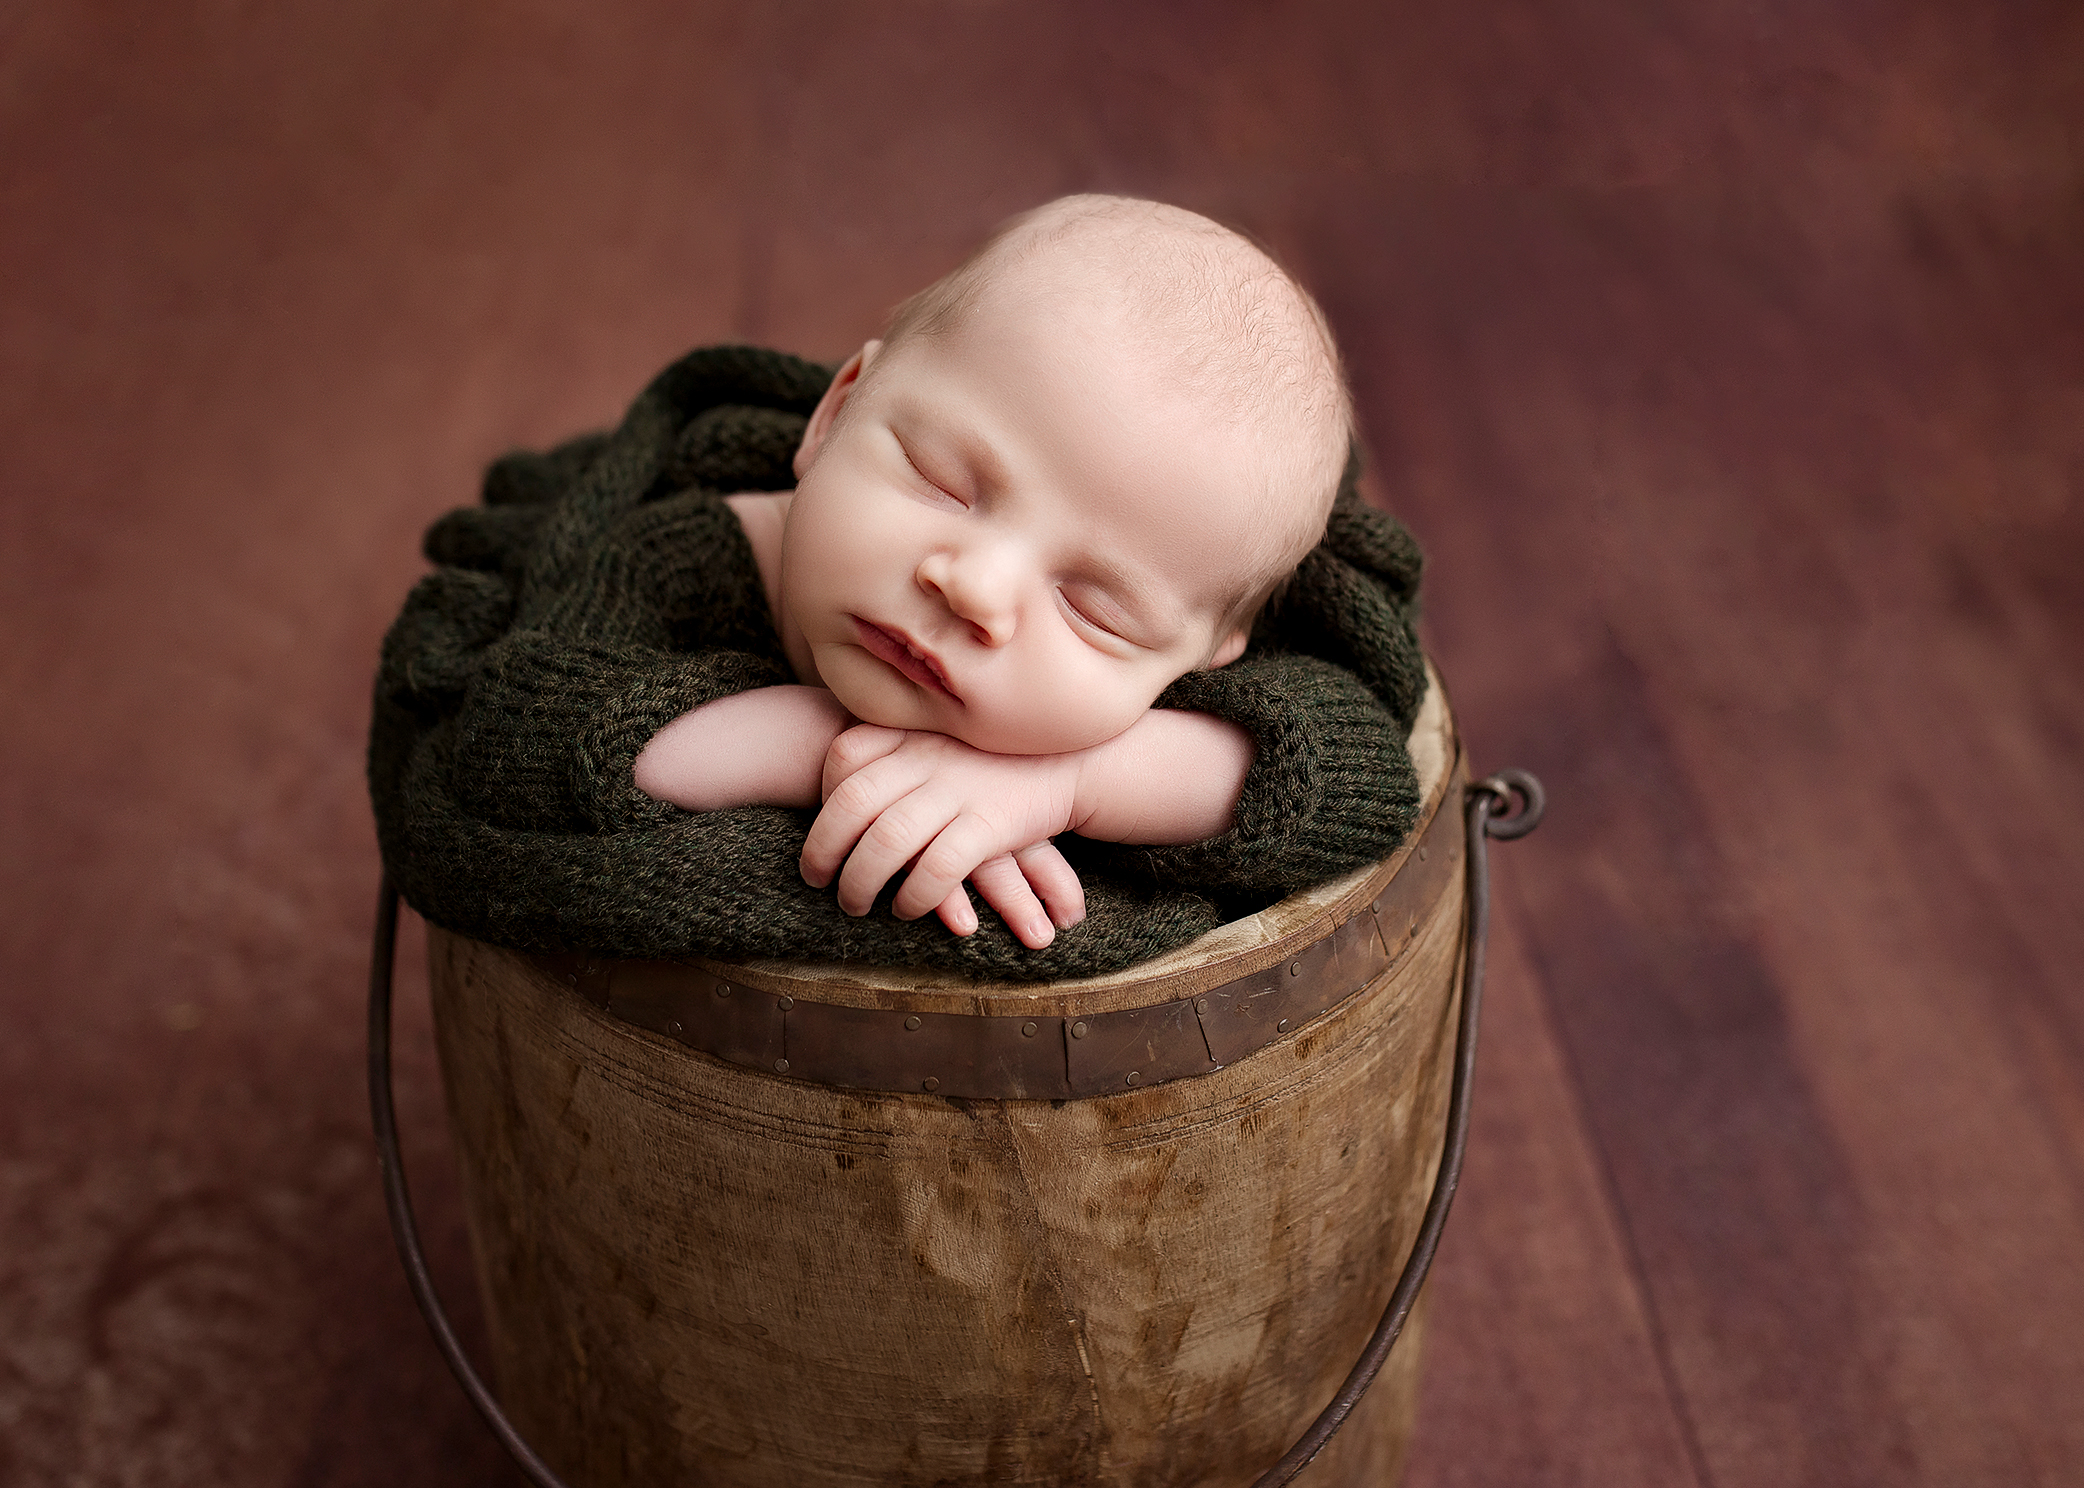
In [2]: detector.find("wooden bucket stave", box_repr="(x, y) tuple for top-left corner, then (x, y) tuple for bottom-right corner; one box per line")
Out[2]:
(428, 672), (1466, 1486)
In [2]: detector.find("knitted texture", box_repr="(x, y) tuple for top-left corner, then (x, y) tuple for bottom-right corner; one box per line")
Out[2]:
(369, 345), (1428, 979)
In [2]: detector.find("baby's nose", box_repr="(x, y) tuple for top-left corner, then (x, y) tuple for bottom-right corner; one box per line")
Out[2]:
(920, 548), (1017, 646)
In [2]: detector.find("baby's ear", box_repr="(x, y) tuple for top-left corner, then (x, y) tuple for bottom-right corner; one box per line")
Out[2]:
(1205, 626), (1250, 669)
(793, 340), (882, 480)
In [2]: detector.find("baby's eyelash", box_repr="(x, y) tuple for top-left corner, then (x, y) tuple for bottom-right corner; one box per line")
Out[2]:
(897, 441), (965, 504)
(1061, 591), (1128, 641)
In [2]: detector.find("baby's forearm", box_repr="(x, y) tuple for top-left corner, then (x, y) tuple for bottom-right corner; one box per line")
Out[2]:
(635, 691), (1249, 846)
(633, 686), (852, 811)
(1070, 710), (1254, 844)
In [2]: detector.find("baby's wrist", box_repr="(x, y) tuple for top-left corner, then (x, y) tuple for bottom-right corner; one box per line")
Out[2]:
(1064, 736), (1115, 836)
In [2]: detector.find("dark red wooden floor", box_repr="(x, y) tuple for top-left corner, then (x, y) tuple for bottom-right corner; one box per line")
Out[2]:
(4, 4), (2080, 1484)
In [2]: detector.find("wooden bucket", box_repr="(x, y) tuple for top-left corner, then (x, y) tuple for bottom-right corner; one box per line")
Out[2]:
(426, 673), (1466, 1487)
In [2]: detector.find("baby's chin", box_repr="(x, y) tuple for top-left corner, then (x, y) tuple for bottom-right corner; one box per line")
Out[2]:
(839, 693), (1115, 756)
(920, 717), (1129, 758)
(827, 665), (1141, 755)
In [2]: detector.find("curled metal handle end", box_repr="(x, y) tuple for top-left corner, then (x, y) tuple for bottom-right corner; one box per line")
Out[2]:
(1474, 767), (1544, 840)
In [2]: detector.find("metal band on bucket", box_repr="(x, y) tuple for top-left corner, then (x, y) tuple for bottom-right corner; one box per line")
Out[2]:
(531, 761), (1463, 1100)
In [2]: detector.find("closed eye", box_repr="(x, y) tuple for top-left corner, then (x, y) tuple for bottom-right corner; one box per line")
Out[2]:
(1059, 590), (1137, 647)
(898, 439), (968, 508)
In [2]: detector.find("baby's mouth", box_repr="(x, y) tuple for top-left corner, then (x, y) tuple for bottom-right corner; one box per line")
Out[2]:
(853, 618), (959, 700)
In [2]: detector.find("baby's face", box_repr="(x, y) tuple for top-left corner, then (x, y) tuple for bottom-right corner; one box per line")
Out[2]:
(777, 281), (1282, 755)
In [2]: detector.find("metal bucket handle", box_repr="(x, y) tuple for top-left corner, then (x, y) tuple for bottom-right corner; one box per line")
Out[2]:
(369, 769), (1545, 1487)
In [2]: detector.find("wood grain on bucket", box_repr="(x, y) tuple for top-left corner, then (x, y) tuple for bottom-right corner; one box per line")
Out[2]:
(426, 680), (1465, 1486)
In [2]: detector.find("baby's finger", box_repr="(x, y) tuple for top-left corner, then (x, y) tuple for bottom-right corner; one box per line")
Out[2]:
(821, 723), (907, 801)
(801, 754), (930, 888)
(1013, 841), (1087, 930)
(967, 853), (1053, 949)
(833, 789), (954, 916)
(933, 883), (978, 938)
(888, 814), (1008, 922)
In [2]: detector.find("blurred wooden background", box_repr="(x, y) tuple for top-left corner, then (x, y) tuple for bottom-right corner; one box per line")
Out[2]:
(3, 3), (2079, 1483)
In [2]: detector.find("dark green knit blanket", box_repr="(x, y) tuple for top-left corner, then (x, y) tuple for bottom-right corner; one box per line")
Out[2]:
(369, 345), (1426, 980)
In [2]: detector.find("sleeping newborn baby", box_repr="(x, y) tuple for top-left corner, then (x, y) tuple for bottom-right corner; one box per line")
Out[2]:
(370, 193), (1424, 977)
(630, 195), (1352, 950)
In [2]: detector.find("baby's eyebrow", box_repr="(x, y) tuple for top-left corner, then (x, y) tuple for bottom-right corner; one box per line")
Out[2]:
(940, 423), (1009, 494)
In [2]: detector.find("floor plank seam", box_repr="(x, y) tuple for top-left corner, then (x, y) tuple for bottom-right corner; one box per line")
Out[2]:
(1505, 868), (1719, 1488)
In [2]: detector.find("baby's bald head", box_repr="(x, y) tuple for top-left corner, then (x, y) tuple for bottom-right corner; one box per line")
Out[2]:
(877, 196), (1352, 618)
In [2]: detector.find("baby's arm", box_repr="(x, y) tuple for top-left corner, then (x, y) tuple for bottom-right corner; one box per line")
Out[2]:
(1064, 709), (1256, 844)
(632, 687), (1086, 948)
(634, 685), (851, 811)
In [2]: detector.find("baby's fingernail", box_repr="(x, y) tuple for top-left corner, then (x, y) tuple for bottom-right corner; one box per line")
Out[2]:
(1029, 917), (1055, 947)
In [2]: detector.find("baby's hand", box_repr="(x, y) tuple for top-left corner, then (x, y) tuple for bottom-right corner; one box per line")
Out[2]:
(802, 725), (1088, 949)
